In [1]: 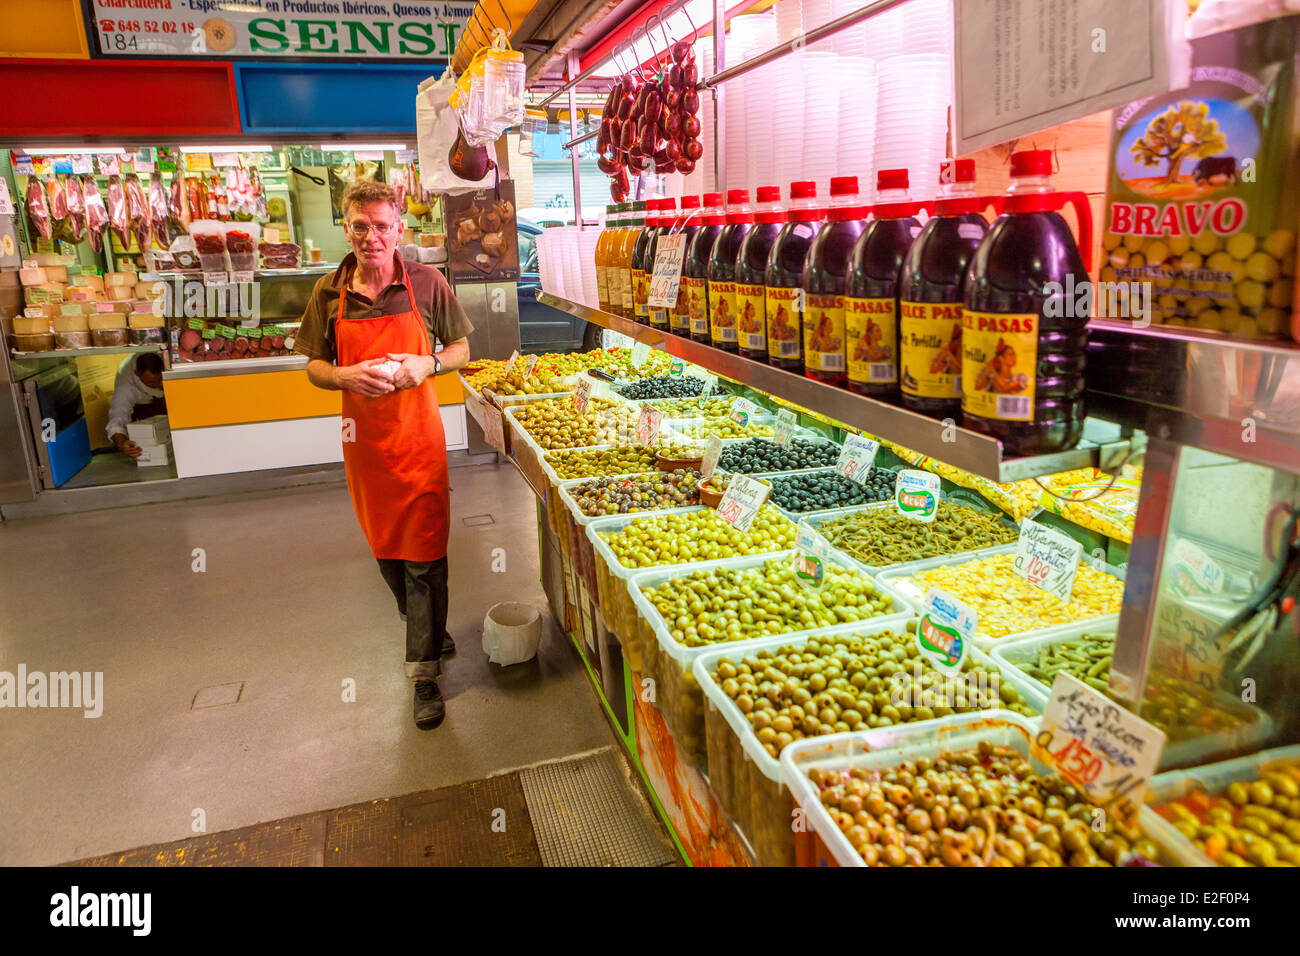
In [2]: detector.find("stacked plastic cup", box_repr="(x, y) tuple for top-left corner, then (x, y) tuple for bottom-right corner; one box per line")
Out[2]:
(577, 227), (602, 308)
(863, 2), (906, 59)
(774, 0), (803, 44)
(731, 12), (777, 55)
(874, 53), (953, 200)
(835, 56), (878, 196)
(803, 51), (841, 197)
(771, 50), (807, 192)
(903, 0), (954, 55)
(800, 0), (833, 36)
(829, 0), (868, 57)
(746, 60), (784, 189)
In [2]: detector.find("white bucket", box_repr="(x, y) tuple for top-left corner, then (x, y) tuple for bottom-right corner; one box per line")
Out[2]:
(482, 602), (542, 665)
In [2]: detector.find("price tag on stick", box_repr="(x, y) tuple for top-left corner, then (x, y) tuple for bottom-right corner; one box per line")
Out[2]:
(700, 436), (723, 478)
(1012, 517), (1084, 603)
(525, 354), (539, 377)
(635, 404), (663, 445)
(774, 409), (797, 447)
(505, 349), (519, 375)
(836, 434), (880, 483)
(647, 234), (687, 309)
(792, 520), (831, 590)
(631, 341), (650, 368)
(1030, 672), (1166, 831)
(716, 473), (770, 532)
(729, 397), (761, 426)
(916, 588), (975, 676)
(572, 377), (593, 414)
(895, 469), (940, 522)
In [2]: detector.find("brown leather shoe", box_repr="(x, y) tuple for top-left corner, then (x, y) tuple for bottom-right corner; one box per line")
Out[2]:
(413, 679), (445, 728)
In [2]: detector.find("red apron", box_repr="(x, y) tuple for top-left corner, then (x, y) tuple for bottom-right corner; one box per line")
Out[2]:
(335, 271), (450, 561)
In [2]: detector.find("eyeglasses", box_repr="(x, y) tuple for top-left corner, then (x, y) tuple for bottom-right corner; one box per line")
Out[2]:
(346, 221), (397, 238)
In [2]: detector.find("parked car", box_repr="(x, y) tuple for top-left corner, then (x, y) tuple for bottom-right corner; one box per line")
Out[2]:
(516, 219), (602, 353)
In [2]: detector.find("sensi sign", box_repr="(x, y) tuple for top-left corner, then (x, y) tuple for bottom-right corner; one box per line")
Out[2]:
(248, 16), (454, 55)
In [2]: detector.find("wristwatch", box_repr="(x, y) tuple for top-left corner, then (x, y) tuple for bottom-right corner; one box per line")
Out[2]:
(432, 354), (442, 375)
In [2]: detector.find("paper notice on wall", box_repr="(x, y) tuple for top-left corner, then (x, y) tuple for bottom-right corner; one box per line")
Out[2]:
(954, 0), (1190, 154)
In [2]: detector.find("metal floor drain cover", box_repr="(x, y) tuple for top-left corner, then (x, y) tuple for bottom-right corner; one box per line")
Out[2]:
(192, 682), (244, 709)
(462, 514), (495, 526)
(517, 747), (675, 867)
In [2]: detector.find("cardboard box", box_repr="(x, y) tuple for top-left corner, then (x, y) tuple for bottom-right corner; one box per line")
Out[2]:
(127, 415), (171, 445)
(134, 440), (171, 466)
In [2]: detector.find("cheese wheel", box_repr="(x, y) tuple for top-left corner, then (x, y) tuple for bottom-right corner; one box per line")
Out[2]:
(89, 314), (128, 331)
(44, 266), (68, 283)
(14, 317), (51, 335)
(128, 314), (165, 329)
(83, 275), (105, 292)
(34, 253), (61, 267)
(57, 302), (84, 316)
(105, 272), (134, 288)
(107, 286), (134, 301)
(135, 281), (166, 299)
(23, 304), (51, 318)
(54, 314), (91, 333)
(19, 267), (47, 286)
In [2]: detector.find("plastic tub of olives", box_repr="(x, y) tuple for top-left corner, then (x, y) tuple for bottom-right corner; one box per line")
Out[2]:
(692, 620), (1045, 867)
(627, 551), (913, 768)
(779, 711), (1191, 867)
(802, 491), (1020, 577)
(875, 544), (1128, 652)
(763, 467), (902, 524)
(990, 618), (1276, 773)
(1144, 743), (1300, 868)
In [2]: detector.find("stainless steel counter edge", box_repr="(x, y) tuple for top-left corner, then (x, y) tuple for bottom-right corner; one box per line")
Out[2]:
(164, 355), (309, 379)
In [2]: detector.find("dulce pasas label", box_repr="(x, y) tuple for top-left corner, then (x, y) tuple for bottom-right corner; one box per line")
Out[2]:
(803, 293), (846, 372)
(633, 268), (649, 319)
(736, 282), (766, 352)
(708, 280), (738, 343)
(845, 295), (897, 385)
(683, 276), (708, 335)
(900, 301), (964, 399)
(765, 287), (802, 360)
(961, 310), (1038, 422)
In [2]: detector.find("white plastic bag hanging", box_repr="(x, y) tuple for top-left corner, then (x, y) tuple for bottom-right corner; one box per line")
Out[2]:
(416, 71), (494, 192)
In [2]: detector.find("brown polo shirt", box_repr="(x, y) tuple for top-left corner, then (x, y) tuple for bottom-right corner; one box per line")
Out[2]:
(294, 251), (474, 363)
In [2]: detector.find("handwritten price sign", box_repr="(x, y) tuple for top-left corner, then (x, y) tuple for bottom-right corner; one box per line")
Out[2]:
(631, 341), (650, 368)
(647, 234), (687, 309)
(716, 473), (770, 532)
(774, 409), (797, 447)
(1030, 672), (1166, 830)
(836, 434), (880, 484)
(635, 404), (663, 445)
(1013, 518), (1083, 603)
(572, 377), (593, 414)
(524, 353), (539, 377)
(700, 435), (723, 479)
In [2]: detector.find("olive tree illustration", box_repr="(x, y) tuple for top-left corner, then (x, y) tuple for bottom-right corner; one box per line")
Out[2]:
(1130, 100), (1228, 184)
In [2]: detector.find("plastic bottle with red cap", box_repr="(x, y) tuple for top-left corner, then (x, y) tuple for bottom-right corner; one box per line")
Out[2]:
(669, 195), (703, 337)
(845, 168), (928, 401)
(685, 191), (726, 344)
(766, 181), (826, 372)
(707, 188), (756, 354)
(803, 176), (871, 386)
(735, 186), (784, 362)
(631, 198), (661, 325)
(647, 196), (679, 331)
(963, 148), (1094, 455)
(899, 159), (995, 421)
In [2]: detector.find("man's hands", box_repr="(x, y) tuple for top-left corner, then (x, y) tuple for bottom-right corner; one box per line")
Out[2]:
(386, 352), (437, 390)
(337, 357), (398, 397)
(112, 434), (143, 459)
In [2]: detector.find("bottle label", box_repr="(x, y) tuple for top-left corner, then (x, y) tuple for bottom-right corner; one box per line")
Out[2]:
(766, 287), (802, 359)
(804, 294), (846, 372)
(596, 265), (609, 309)
(684, 276), (709, 334)
(671, 277), (691, 332)
(961, 310), (1038, 422)
(708, 281), (738, 342)
(633, 268), (649, 318)
(845, 296), (897, 384)
(736, 282), (766, 351)
(900, 301), (964, 399)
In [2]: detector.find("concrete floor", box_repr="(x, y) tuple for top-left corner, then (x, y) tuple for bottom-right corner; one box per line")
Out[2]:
(0, 460), (612, 866)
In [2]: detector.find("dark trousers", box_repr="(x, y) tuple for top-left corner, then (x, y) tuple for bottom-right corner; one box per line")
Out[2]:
(377, 557), (449, 680)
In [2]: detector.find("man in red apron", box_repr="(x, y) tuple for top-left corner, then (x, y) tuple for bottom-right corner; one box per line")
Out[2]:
(296, 180), (473, 729)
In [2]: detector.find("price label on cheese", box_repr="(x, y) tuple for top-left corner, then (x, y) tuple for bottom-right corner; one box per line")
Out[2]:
(524, 353), (539, 377)
(1013, 517), (1083, 603)
(729, 397), (761, 425)
(572, 376), (593, 414)
(700, 435), (723, 479)
(895, 469), (940, 522)
(201, 328), (215, 339)
(187, 318), (205, 330)
(647, 234), (687, 308)
(792, 520), (831, 590)
(504, 349), (520, 375)
(1167, 538), (1225, 598)
(774, 409), (798, 447)
(245, 326), (263, 339)
(631, 341), (650, 368)
(203, 271), (229, 287)
(216, 324), (237, 340)
(1030, 672), (1166, 831)
(96, 303), (115, 313)
(836, 434), (880, 484)
(22, 307), (45, 318)
(484, 408), (506, 453)
(917, 587), (975, 676)
(716, 473), (770, 533)
(635, 404), (663, 445)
